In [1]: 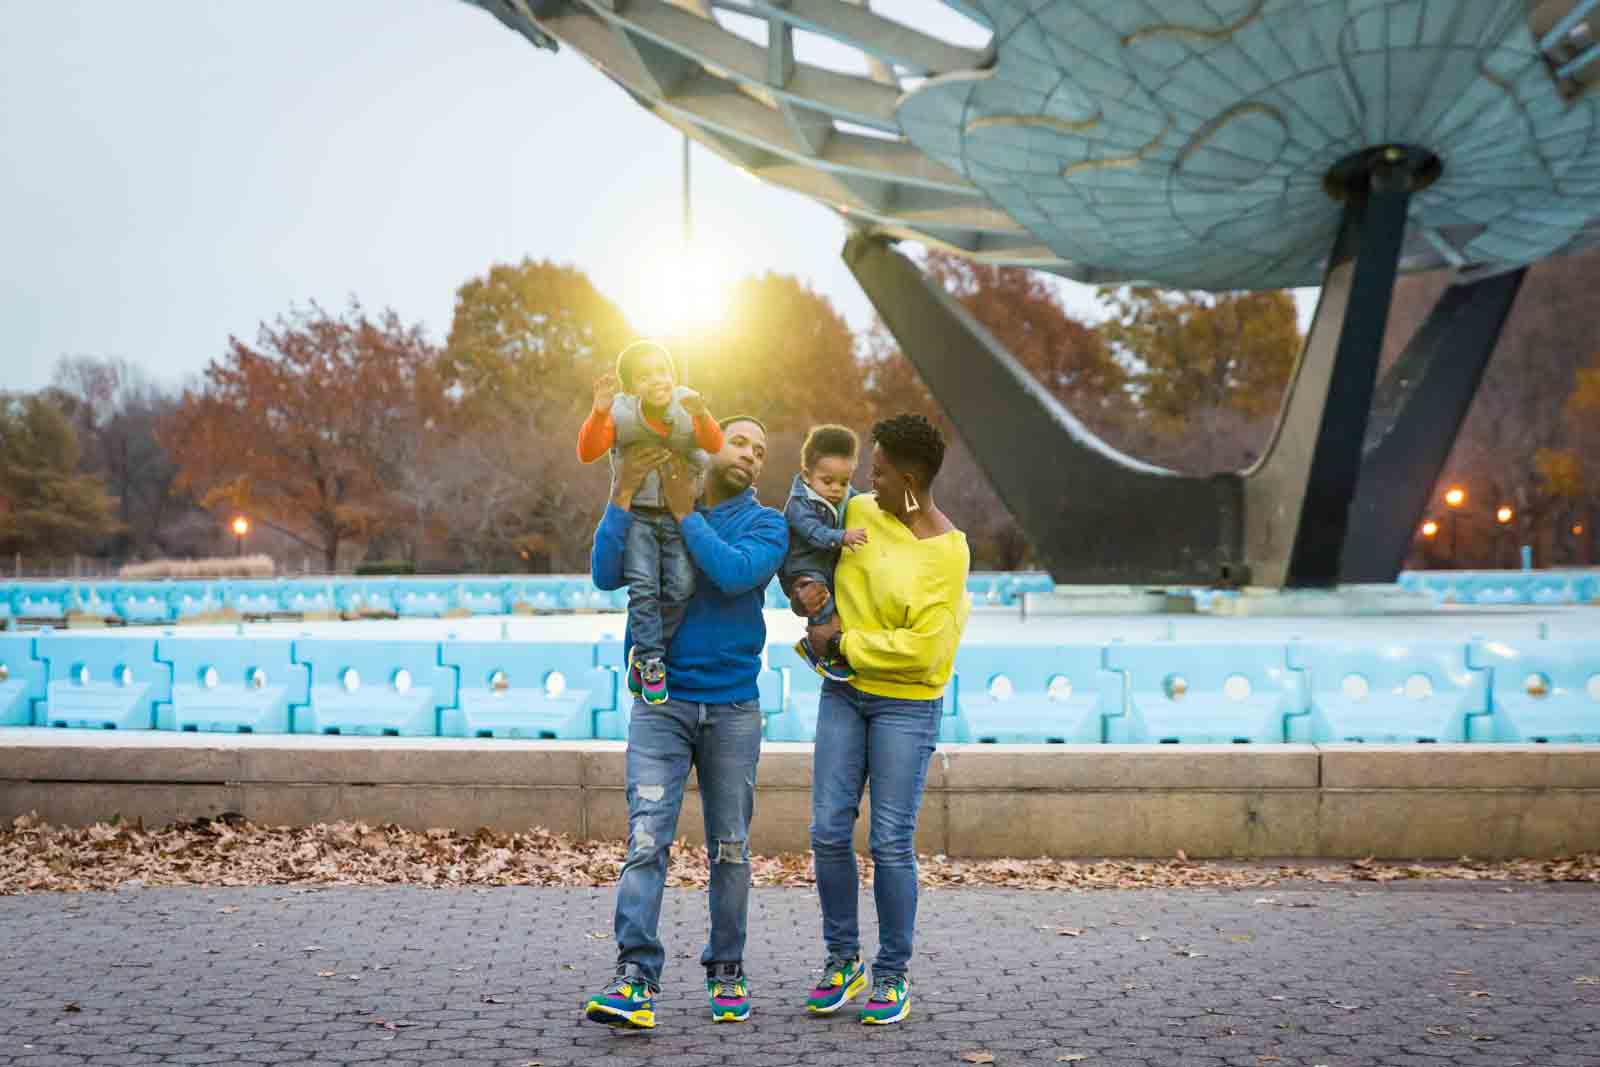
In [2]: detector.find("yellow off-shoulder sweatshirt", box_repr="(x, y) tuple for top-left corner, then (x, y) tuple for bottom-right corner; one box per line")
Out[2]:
(834, 493), (971, 700)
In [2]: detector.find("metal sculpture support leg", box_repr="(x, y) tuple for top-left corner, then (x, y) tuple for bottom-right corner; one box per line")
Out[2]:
(1242, 153), (1419, 587)
(1338, 269), (1527, 583)
(846, 148), (1441, 588)
(843, 232), (1243, 585)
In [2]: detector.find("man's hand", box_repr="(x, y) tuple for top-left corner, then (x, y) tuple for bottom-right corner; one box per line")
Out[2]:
(807, 615), (842, 660)
(661, 454), (699, 521)
(613, 442), (670, 510)
(790, 577), (830, 617)
(678, 388), (709, 419)
(841, 527), (868, 550)
(593, 371), (620, 414)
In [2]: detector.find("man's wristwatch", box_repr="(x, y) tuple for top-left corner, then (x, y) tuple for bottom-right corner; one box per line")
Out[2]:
(825, 631), (845, 664)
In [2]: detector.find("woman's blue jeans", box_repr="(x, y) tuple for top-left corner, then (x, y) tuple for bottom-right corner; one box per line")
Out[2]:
(613, 696), (764, 985)
(810, 679), (942, 978)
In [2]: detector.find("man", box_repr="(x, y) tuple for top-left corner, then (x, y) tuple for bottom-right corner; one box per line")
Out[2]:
(583, 415), (787, 1028)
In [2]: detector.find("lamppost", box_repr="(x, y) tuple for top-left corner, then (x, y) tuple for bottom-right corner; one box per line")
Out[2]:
(1444, 486), (1466, 565)
(232, 516), (249, 557)
(1420, 519), (1439, 567)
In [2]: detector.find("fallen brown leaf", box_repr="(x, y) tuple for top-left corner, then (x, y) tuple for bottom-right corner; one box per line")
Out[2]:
(315, 970), (337, 978)
(62, 1002), (81, 1013)
(961, 1054), (996, 1065)
(1057, 1056), (1088, 1063)
(0, 813), (1595, 894)
(1056, 928), (1084, 937)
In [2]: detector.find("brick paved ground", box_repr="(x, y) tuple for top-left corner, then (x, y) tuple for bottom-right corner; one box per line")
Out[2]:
(1, 882), (1597, 1066)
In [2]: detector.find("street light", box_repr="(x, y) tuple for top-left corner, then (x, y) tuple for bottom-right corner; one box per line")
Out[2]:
(1444, 486), (1466, 565)
(1420, 519), (1439, 538)
(1496, 505), (1513, 524)
(232, 516), (249, 557)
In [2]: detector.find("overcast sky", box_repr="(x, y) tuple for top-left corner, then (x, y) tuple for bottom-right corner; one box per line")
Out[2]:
(1, 1), (1312, 398)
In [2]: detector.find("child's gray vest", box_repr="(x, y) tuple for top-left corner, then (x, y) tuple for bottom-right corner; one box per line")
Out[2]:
(608, 387), (710, 508)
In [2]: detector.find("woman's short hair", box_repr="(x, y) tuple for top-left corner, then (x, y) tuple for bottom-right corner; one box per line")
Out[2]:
(872, 413), (946, 483)
(801, 424), (859, 470)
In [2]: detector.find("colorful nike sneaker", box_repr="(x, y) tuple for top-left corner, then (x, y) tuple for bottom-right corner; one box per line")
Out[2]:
(584, 963), (657, 1029)
(625, 648), (643, 698)
(805, 954), (866, 1014)
(859, 974), (910, 1025)
(792, 638), (854, 683)
(706, 962), (751, 1022)
(638, 656), (669, 705)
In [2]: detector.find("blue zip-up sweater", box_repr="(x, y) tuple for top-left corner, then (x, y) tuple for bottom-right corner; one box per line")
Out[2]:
(591, 488), (788, 704)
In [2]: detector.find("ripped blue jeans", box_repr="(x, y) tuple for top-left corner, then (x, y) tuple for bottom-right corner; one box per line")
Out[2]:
(612, 696), (764, 985)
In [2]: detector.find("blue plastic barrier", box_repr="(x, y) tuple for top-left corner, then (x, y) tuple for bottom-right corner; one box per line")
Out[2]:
(456, 581), (511, 616)
(113, 583), (176, 624)
(1107, 641), (1298, 744)
(1288, 641), (1482, 743)
(36, 634), (172, 729)
(337, 580), (397, 617)
(159, 637), (308, 733)
(394, 581), (455, 618)
(768, 642), (965, 743)
(440, 640), (612, 739)
(279, 580), (337, 616)
(1469, 639), (1600, 742)
(292, 639), (456, 736)
(226, 580), (291, 617)
(12, 584), (70, 622)
(0, 634), (45, 725)
(172, 583), (225, 620)
(955, 644), (1115, 744)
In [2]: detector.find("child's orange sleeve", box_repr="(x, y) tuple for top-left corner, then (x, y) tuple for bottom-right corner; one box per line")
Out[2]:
(692, 414), (724, 453)
(577, 409), (616, 463)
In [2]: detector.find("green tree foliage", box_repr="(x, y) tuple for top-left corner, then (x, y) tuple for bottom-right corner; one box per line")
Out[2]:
(0, 392), (120, 555)
(1095, 286), (1300, 421)
(443, 258), (635, 427)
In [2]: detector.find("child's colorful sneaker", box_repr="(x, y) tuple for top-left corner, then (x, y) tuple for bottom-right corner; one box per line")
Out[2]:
(805, 954), (866, 1014)
(625, 648), (643, 698)
(858, 974), (910, 1025)
(639, 657), (669, 705)
(585, 963), (658, 1029)
(794, 637), (854, 683)
(706, 962), (751, 1022)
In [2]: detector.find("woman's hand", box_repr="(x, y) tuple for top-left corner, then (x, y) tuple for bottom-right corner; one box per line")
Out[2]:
(612, 443), (670, 510)
(807, 615), (842, 660)
(661, 454), (699, 521)
(790, 577), (831, 617)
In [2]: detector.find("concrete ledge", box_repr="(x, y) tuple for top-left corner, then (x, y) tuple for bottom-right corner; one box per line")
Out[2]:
(2, 730), (1598, 859)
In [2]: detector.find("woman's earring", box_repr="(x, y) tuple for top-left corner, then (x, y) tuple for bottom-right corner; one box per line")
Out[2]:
(903, 485), (920, 514)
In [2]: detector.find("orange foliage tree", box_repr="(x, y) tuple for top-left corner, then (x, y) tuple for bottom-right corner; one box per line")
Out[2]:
(160, 302), (444, 570)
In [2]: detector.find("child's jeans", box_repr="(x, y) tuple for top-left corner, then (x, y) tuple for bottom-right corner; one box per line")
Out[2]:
(792, 570), (837, 627)
(624, 507), (695, 666)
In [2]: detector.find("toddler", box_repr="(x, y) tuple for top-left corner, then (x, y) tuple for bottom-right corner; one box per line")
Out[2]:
(578, 340), (722, 704)
(780, 424), (867, 681)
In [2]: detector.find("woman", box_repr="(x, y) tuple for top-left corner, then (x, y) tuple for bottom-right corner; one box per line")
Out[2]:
(792, 413), (970, 1025)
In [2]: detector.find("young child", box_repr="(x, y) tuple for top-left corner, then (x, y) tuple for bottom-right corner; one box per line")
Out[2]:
(780, 424), (868, 681)
(578, 340), (723, 704)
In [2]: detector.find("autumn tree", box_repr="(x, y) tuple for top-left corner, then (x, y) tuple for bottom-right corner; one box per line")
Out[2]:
(435, 259), (640, 570)
(1387, 247), (1600, 565)
(161, 302), (444, 571)
(0, 392), (120, 556)
(680, 272), (867, 506)
(859, 254), (1128, 569)
(47, 355), (208, 559)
